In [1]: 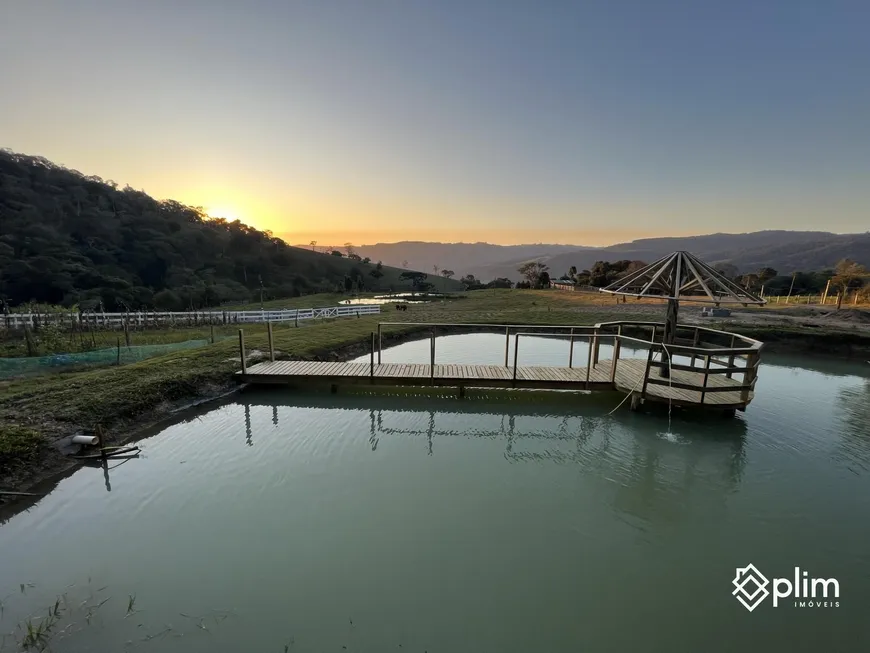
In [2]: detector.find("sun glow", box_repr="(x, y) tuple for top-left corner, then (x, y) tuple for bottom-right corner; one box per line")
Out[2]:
(206, 207), (242, 222)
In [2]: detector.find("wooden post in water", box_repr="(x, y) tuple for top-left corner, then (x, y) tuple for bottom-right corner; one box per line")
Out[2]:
(267, 322), (275, 362)
(377, 323), (382, 364)
(95, 424), (106, 459)
(239, 329), (247, 374)
(568, 327), (575, 368)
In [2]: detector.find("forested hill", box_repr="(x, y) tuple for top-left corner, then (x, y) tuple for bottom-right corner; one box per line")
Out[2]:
(0, 150), (457, 310)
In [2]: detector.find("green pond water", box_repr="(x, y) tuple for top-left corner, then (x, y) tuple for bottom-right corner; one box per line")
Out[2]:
(1, 334), (869, 652)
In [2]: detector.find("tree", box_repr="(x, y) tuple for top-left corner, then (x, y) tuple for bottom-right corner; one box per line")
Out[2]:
(460, 274), (483, 289)
(344, 275), (353, 293)
(486, 277), (513, 289)
(713, 263), (739, 280)
(568, 266), (577, 280)
(440, 269), (454, 279)
(399, 270), (428, 290)
(757, 267), (778, 285)
(538, 271), (551, 288)
(433, 265), (440, 276)
(344, 242), (355, 257)
(832, 259), (868, 308)
(331, 250), (344, 257)
(362, 257), (371, 264)
(517, 261), (549, 287)
(309, 240), (317, 251)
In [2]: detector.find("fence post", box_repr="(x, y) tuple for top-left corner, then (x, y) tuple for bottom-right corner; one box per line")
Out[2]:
(239, 329), (247, 374)
(210, 324), (215, 344)
(568, 327), (575, 368)
(267, 322), (275, 362)
(116, 336), (121, 365)
(124, 321), (130, 346)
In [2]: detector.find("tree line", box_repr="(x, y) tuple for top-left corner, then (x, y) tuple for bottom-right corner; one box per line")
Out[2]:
(0, 150), (421, 312)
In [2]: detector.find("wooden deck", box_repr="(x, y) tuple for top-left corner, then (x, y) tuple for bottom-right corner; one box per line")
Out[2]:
(237, 358), (754, 411)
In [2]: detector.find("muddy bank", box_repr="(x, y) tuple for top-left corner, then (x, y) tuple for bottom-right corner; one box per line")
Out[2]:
(0, 380), (240, 515)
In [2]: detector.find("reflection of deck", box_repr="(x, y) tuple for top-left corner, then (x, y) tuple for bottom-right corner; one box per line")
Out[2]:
(237, 358), (753, 410)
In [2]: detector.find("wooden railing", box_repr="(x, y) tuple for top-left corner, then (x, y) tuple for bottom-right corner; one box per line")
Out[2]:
(376, 320), (763, 404)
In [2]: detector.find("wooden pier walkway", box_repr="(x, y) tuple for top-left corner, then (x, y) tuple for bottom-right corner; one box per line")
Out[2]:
(238, 358), (754, 410)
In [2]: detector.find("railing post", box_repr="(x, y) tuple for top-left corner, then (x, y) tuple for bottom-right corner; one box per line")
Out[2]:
(741, 353), (757, 403)
(568, 327), (575, 368)
(700, 355), (711, 404)
(377, 323), (382, 364)
(726, 335), (736, 379)
(641, 345), (655, 399)
(430, 326), (436, 383)
(610, 326), (621, 383)
(370, 332), (375, 382)
(267, 322), (275, 362)
(592, 329), (600, 366)
(239, 329), (247, 374)
(690, 327), (699, 366)
(512, 333), (520, 385)
(585, 333), (593, 388)
(504, 326), (510, 367)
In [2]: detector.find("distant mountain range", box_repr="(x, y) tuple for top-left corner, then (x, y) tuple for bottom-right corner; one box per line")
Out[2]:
(298, 231), (870, 282)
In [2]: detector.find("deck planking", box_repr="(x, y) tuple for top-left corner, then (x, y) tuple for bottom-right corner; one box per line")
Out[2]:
(238, 357), (753, 410)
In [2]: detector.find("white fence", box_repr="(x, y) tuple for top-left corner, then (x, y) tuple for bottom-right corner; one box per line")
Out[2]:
(1, 304), (381, 330)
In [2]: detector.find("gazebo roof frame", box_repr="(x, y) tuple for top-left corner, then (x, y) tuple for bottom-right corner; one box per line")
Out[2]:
(597, 251), (766, 306)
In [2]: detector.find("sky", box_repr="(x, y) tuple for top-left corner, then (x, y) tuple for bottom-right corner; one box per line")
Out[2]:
(1, 0), (868, 246)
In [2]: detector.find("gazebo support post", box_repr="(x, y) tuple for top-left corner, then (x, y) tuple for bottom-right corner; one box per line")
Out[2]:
(661, 298), (678, 378)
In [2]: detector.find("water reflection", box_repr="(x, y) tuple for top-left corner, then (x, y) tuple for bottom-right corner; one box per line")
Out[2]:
(241, 391), (748, 526)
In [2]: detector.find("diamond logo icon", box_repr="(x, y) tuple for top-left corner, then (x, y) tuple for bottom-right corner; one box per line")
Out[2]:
(733, 563), (770, 612)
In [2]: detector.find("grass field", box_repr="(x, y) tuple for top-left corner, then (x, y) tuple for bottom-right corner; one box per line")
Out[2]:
(2, 288), (869, 488)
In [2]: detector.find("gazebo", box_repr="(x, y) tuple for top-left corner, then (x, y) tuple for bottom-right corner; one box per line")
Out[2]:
(597, 251), (765, 377)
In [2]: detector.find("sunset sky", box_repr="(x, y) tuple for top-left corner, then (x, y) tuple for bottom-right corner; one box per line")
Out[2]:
(2, 1), (868, 246)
